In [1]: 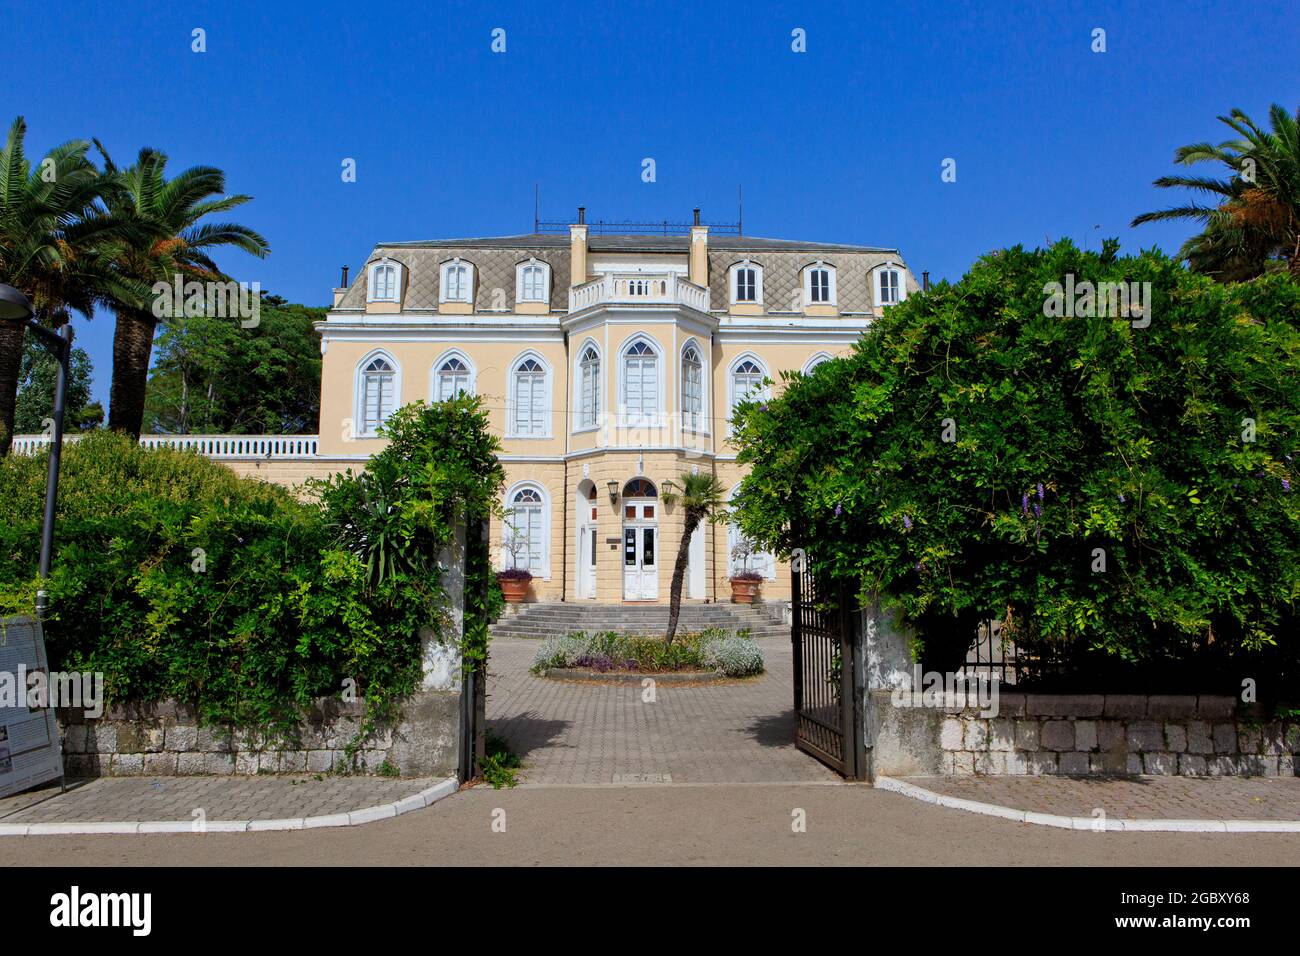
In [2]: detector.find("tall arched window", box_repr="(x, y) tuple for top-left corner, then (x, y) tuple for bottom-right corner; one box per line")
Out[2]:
(622, 339), (659, 419)
(436, 355), (472, 400)
(358, 355), (397, 435)
(512, 356), (548, 436)
(729, 261), (763, 305)
(875, 265), (905, 307)
(803, 262), (836, 306)
(505, 486), (547, 574)
(578, 345), (600, 429)
(730, 358), (765, 416)
(681, 344), (703, 431)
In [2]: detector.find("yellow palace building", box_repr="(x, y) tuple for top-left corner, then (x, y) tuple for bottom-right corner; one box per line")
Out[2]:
(308, 210), (918, 606)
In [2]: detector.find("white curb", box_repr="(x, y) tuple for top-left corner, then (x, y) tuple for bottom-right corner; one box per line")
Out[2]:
(874, 776), (1300, 833)
(0, 776), (459, 837)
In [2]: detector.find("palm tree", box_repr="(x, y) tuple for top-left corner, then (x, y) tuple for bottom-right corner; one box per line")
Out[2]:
(96, 145), (268, 437)
(1132, 103), (1300, 280)
(0, 117), (139, 455)
(661, 471), (726, 645)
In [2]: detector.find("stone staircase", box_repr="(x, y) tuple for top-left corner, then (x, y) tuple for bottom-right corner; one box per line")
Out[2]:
(489, 601), (789, 640)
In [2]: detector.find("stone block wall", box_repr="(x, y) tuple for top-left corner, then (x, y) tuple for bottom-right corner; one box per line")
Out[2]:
(869, 691), (1299, 778)
(57, 690), (460, 779)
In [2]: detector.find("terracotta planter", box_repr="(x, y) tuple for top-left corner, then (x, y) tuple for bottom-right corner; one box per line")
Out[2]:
(730, 578), (760, 604)
(499, 577), (531, 603)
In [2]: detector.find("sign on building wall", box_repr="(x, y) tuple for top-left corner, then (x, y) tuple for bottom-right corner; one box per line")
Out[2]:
(0, 616), (64, 799)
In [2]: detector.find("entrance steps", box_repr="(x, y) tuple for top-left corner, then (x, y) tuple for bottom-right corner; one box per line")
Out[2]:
(489, 601), (789, 640)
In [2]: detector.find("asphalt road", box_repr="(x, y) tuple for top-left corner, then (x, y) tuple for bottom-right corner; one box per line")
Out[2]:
(5, 782), (1299, 866)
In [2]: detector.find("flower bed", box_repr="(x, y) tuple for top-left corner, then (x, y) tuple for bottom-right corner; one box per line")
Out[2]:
(530, 628), (765, 679)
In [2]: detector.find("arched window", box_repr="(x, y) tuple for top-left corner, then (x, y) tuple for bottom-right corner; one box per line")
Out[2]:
(875, 265), (905, 307)
(358, 354), (397, 436)
(730, 358), (766, 416)
(803, 262), (836, 306)
(440, 259), (474, 304)
(621, 339), (659, 419)
(367, 260), (400, 303)
(435, 354), (473, 401)
(505, 485), (547, 574)
(803, 352), (832, 375)
(511, 355), (548, 436)
(622, 478), (657, 499)
(681, 344), (703, 431)
(517, 259), (550, 303)
(578, 345), (600, 429)
(729, 261), (763, 304)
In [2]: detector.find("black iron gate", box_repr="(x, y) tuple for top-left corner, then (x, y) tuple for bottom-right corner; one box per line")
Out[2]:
(791, 564), (867, 779)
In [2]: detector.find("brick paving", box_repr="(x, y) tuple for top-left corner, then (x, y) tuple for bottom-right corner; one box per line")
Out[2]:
(0, 775), (438, 824)
(903, 774), (1300, 820)
(486, 635), (841, 784)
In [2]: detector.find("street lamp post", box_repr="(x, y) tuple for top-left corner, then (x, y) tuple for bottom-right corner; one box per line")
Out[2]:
(0, 284), (73, 618)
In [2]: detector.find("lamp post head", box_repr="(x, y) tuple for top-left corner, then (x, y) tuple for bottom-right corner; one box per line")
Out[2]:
(0, 284), (35, 322)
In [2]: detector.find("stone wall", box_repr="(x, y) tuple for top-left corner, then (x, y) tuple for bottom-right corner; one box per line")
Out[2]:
(868, 690), (1299, 778)
(57, 690), (460, 778)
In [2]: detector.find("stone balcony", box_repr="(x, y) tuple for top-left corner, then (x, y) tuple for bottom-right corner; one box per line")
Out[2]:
(568, 272), (710, 314)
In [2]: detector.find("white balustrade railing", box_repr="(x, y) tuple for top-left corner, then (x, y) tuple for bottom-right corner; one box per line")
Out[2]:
(568, 272), (710, 313)
(10, 433), (319, 459)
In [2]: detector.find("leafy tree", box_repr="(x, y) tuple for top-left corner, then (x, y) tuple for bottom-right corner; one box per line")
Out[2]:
(0, 116), (139, 454)
(1133, 103), (1300, 280)
(732, 242), (1300, 692)
(143, 294), (323, 434)
(661, 471), (725, 645)
(14, 337), (102, 432)
(95, 145), (268, 438)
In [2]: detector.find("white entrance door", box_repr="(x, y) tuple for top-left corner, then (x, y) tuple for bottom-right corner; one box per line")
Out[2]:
(622, 493), (658, 600)
(578, 524), (597, 599)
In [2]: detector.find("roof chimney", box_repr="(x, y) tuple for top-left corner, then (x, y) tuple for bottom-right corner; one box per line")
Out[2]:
(341, 265), (349, 287)
(922, 271), (930, 292)
(332, 265), (350, 307)
(577, 206), (585, 225)
(693, 208), (701, 226)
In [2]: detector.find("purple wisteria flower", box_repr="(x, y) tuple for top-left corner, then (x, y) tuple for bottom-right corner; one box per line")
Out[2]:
(1284, 479), (1292, 493)
(1118, 492), (1126, 503)
(1021, 493), (1029, 515)
(1032, 502), (1041, 519)
(903, 515), (912, 530)
(834, 502), (842, 517)
(1037, 483), (1045, 501)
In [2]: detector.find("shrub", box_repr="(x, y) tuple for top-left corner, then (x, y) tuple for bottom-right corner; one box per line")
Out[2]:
(732, 242), (1300, 689)
(530, 629), (765, 677)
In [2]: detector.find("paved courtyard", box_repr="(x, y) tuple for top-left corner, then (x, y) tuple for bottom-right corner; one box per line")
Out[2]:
(903, 774), (1300, 821)
(486, 635), (841, 784)
(0, 775), (438, 825)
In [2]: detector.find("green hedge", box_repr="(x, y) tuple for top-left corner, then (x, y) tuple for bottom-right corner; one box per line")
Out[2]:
(732, 243), (1300, 691)
(0, 432), (428, 728)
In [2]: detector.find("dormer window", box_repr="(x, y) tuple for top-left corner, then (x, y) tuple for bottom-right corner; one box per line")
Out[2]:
(517, 259), (550, 304)
(875, 265), (905, 307)
(367, 260), (401, 303)
(440, 259), (474, 304)
(729, 261), (763, 304)
(804, 262), (836, 305)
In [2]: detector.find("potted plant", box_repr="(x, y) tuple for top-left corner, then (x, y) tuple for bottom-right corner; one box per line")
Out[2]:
(729, 538), (764, 604)
(498, 529), (534, 603)
(497, 566), (533, 603)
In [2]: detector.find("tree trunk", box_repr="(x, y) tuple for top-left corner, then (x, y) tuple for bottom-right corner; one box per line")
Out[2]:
(0, 317), (26, 456)
(108, 306), (157, 438)
(665, 512), (700, 646)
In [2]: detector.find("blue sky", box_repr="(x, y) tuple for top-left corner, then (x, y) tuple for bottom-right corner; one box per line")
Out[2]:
(5, 0), (1298, 408)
